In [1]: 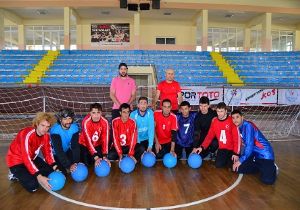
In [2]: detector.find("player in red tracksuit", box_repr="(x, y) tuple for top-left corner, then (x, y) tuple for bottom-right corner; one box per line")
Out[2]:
(108, 103), (138, 162)
(6, 112), (57, 192)
(79, 103), (110, 167)
(193, 102), (240, 168)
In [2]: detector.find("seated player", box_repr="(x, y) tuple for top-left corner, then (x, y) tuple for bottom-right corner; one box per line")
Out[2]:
(50, 108), (80, 174)
(109, 103), (138, 162)
(154, 99), (178, 159)
(193, 102), (240, 168)
(231, 110), (278, 185)
(79, 103), (110, 167)
(6, 112), (58, 192)
(130, 96), (155, 160)
(176, 101), (197, 159)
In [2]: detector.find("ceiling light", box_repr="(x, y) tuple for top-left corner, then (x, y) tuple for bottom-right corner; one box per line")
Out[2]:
(36, 9), (48, 15)
(225, 14), (234, 18)
(164, 12), (172, 16)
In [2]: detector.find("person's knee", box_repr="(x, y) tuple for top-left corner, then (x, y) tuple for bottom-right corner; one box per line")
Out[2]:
(261, 177), (276, 185)
(107, 151), (118, 160)
(24, 180), (39, 193)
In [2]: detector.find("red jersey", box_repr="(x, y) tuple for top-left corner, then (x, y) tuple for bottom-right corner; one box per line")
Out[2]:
(157, 80), (181, 110)
(201, 116), (240, 154)
(112, 117), (137, 156)
(6, 127), (55, 175)
(154, 110), (178, 144)
(79, 114), (109, 156)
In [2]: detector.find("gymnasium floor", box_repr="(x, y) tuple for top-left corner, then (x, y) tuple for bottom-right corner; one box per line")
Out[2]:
(0, 138), (299, 210)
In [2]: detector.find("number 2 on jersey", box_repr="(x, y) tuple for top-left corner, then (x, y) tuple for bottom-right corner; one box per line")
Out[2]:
(219, 130), (227, 144)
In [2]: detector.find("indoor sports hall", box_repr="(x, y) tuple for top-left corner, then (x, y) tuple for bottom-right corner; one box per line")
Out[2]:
(0, 0), (300, 209)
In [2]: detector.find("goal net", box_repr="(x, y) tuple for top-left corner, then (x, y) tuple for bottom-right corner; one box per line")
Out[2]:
(0, 85), (299, 141)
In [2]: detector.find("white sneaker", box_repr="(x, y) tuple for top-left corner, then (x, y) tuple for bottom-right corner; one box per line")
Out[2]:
(275, 163), (279, 176)
(8, 170), (18, 181)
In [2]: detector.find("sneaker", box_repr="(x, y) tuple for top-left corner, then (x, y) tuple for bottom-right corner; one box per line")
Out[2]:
(211, 153), (216, 162)
(203, 153), (212, 161)
(8, 170), (18, 181)
(275, 163), (279, 175)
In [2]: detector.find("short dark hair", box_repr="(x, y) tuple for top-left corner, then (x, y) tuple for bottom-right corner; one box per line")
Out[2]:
(180, 101), (190, 107)
(119, 62), (128, 69)
(162, 99), (171, 106)
(199, 96), (210, 105)
(119, 103), (130, 112)
(216, 102), (227, 110)
(231, 109), (243, 116)
(90, 103), (102, 112)
(138, 96), (148, 103)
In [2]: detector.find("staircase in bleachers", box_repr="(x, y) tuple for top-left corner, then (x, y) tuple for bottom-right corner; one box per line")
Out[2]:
(41, 50), (226, 85)
(0, 50), (46, 84)
(222, 51), (300, 86)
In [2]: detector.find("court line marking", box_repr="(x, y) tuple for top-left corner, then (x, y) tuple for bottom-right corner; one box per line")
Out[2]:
(43, 174), (243, 210)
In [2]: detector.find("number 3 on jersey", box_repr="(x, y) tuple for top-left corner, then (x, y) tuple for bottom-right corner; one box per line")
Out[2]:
(120, 134), (126, 146)
(219, 130), (227, 144)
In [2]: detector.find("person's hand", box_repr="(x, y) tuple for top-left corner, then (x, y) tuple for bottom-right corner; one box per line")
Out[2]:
(103, 156), (111, 167)
(232, 160), (241, 172)
(192, 147), (202, 154)
(70, 163), (77, 173)
(129, 156), (137, 164)
(155, 143), (162, 154)
(146, 147), (153, 153)
(232, 155), (239, 163)
(170, 150), (177, 158)
(37, 174), (51, 191)
(95, 158), (102, 167)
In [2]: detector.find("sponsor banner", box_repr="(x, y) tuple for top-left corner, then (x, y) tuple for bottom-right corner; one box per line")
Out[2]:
(224, 88), (277, 106)
(181, 86), (223, 105)
(278, 89), (300, 105)
(91, 23), (130, 45)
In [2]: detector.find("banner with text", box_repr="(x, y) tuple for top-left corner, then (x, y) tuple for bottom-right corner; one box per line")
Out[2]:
(181, 86), (223, 105)
(91, 23), (130, 46)
(278, 89), (300, 105)
(224, 88), (277, 106)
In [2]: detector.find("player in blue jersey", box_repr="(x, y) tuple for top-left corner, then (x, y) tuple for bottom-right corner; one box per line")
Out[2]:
(130, 97), (155, 160)
(231, 110), (277, 185)
(50, 108), (80, 174)
(176, 101), (197, 159)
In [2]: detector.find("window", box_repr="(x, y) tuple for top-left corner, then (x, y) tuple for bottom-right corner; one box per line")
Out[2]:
(156, 37), (175, 45)
(4, 26), (18, 50)
(207, 27), (244, 52)
(250, 29), (262, 52)
(272, 30), (294, 51)
(25, 25), (76, 50)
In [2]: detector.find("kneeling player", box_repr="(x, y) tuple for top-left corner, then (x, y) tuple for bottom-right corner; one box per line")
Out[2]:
(231, 110), (277, 185)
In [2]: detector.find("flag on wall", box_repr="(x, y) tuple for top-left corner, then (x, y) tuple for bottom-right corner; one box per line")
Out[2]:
(91, 23), (130, 45)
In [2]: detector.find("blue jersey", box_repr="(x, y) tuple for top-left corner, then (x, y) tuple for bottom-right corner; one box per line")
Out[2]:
(130, 108), (155, 148)
(176, 112), (197, 147)
(238, 120), (274, 163)
(50, 123), (79, 154)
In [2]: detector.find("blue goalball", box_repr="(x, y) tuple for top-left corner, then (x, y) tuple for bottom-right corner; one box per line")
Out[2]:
(94, 160), (111, 177)
(71, 163), (88, 182)
(187, 153), (203, 169)
(120, 156), (135, 174)
(48, 171), (66, 191)
(141, 152), (156, 168)
(163, 153), (177, 168)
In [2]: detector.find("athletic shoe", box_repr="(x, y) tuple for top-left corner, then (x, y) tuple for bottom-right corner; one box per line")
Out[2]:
(8, 170), (18, 181)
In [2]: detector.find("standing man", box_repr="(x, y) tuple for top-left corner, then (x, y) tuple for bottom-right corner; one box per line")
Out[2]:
(50, 108), (80, 174)
(193, 102), (240, 168)
(6, 112), (57, 192)
(130, 96), (155, 160)
(109, 103), (138, 162)
(176, 101), (197, 159)
(231, 110), (277, 185)
(154, 68), (182, 114)
(154, 99), (178, 159)
(79, 103), (110, 167)
(110, 63), (136, 119)
(193, 96), (218, 159)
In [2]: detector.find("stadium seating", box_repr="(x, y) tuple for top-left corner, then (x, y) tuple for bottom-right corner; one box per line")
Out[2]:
(0, 50), (46, 84)
(222, 51), (300, 86)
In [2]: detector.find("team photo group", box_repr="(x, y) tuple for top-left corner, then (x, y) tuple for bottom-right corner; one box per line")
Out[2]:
(6, 62), (278, 193)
